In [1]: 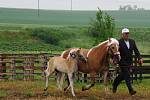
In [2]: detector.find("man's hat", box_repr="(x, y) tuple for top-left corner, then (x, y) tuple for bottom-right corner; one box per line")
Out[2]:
(122, 28), (129, 34)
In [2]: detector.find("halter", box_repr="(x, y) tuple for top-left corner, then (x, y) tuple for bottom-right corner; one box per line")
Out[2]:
(108, 45), (119, 56)
(107, 44), (120, 64)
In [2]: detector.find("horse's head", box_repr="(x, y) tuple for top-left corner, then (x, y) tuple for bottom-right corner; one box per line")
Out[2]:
(68, 48), (87, 63)
(107, 38), (121, 65)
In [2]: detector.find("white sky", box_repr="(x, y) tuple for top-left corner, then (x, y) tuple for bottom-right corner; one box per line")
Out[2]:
(0, 0), (149, 10)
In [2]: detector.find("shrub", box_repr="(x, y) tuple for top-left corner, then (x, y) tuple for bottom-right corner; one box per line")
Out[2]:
(88, 8), (115, 45)
(30, 28), (60, 45)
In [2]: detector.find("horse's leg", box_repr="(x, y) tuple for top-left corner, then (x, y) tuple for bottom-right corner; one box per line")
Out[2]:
(64, 73), (76, 92)
(64, 74), (70, 92)
(44, 68), (55, 91)
(64, 84), (71, 93)
(103, 70), (109, 93)
(44, 75), (49, 91)
(82, 72), (96, 91)
(44, 71), (50, 91)
(56, 72), (63, 90)
(68, 73), (75, 96)
(59, 73), (65, 90)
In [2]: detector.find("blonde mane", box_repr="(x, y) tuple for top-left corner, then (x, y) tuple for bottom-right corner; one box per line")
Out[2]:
(87, 38), (119, 57)
(107, 38), (119, 46)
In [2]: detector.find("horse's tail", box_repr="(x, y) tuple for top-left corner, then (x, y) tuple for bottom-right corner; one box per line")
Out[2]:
(44, 57), (54, 77)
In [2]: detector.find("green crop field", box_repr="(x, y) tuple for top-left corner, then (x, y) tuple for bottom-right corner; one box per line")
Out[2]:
(0, 8), (150, 27)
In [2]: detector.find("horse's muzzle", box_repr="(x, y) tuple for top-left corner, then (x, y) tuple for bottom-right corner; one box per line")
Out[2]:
(113, 54), (121, 65)
(79, 56), (87, 63)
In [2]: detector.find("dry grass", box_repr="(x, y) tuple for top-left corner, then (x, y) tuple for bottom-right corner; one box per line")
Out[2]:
(0, 80), (150, 100)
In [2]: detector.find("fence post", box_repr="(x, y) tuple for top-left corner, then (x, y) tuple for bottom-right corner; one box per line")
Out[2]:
(39, 53), (47, 80)
(132, 56), (138, 83)
(0, 54), (7, 79)
(0, 55), (3, 79)
(23, 55), (34, 81)
(139, 63), (143, 82)
(9, 55), (15, 80)
(84, 74), (87, 83)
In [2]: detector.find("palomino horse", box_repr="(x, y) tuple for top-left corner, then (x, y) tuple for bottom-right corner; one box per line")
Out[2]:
(61, 38), (120, 92)
(44, 48), (86, 96)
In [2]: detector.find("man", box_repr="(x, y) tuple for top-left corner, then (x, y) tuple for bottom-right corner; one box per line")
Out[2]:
(112, 28), (143, 95)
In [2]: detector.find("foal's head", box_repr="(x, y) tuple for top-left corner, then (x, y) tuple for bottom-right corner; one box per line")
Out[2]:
(67, 48), (87, 63)
(107, 38), (121, 65)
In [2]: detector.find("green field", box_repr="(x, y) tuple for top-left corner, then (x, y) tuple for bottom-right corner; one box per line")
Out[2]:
(0, 24), (149, 54)
(0, 8), (150, 100)
(0, 8), (149, 54)
(0, 8), (150, 27)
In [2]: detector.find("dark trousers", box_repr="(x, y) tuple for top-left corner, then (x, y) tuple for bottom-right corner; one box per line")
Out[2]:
(113, 66), (134, 92)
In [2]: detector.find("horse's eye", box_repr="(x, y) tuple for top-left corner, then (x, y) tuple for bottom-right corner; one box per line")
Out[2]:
(112, 47), (115, 49)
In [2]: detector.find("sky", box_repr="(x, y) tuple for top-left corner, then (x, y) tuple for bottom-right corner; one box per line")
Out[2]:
(0, 0), (149, 10)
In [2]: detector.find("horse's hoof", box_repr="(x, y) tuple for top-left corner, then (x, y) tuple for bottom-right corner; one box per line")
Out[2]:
(44, 88), (48, 91)
(64, 87), (67, 92)
(82, 86), (86, 91)
(43, 92), (49, 96)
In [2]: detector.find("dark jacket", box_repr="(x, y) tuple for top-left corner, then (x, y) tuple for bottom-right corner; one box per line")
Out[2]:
(119, 38), (141, 66)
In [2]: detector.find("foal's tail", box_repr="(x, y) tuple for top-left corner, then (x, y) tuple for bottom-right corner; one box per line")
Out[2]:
(44, 58), (54, 77)
(44, 60), (50, 77)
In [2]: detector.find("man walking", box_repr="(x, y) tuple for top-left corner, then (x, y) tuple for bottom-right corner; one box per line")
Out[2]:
(112, 28), (143, 95)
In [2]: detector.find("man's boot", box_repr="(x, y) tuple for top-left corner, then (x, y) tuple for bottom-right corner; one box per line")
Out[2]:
(129, 90), (136, 95)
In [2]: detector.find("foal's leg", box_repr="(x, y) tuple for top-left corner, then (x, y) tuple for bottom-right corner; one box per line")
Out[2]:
(82, 72), (96, 91)
(64, 74), (70, 92)
(44, 71), (50, 91)
(103, 70), (109, 93)
(68, 73), (75, 97)
(57, 72), (65, 91)
(44, 68), (55, 91)
(64, 84), (71, 93)
(56, 72), (63, 90)
(64, 73), (75, 92)
(59, 73), (65, 90)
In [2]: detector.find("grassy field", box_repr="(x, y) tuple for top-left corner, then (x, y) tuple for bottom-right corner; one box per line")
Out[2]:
(0, 7), (150, 100)
(0, 8), (149, 54)
(0, 79), (150, 100)
(0, 24), (149, 54)
(0, 25), (94, 53)
(0, 8), (150, 27)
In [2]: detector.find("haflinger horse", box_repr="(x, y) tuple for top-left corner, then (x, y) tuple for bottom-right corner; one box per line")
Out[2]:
(61, 38), (120, 93)
(44, 48), (87, 96)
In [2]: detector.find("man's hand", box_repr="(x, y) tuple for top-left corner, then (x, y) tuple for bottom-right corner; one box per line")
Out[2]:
(138, 58), (143, 65)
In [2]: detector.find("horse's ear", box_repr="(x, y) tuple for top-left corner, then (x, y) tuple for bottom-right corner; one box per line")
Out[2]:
(77, 48), (81, 52)
(108, 37), (111, 43)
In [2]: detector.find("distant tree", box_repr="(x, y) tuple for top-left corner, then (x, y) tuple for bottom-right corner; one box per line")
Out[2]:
(88, 8), (115, 45)
(119, 5), (145, 11)
(127, 5), (133, 11)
